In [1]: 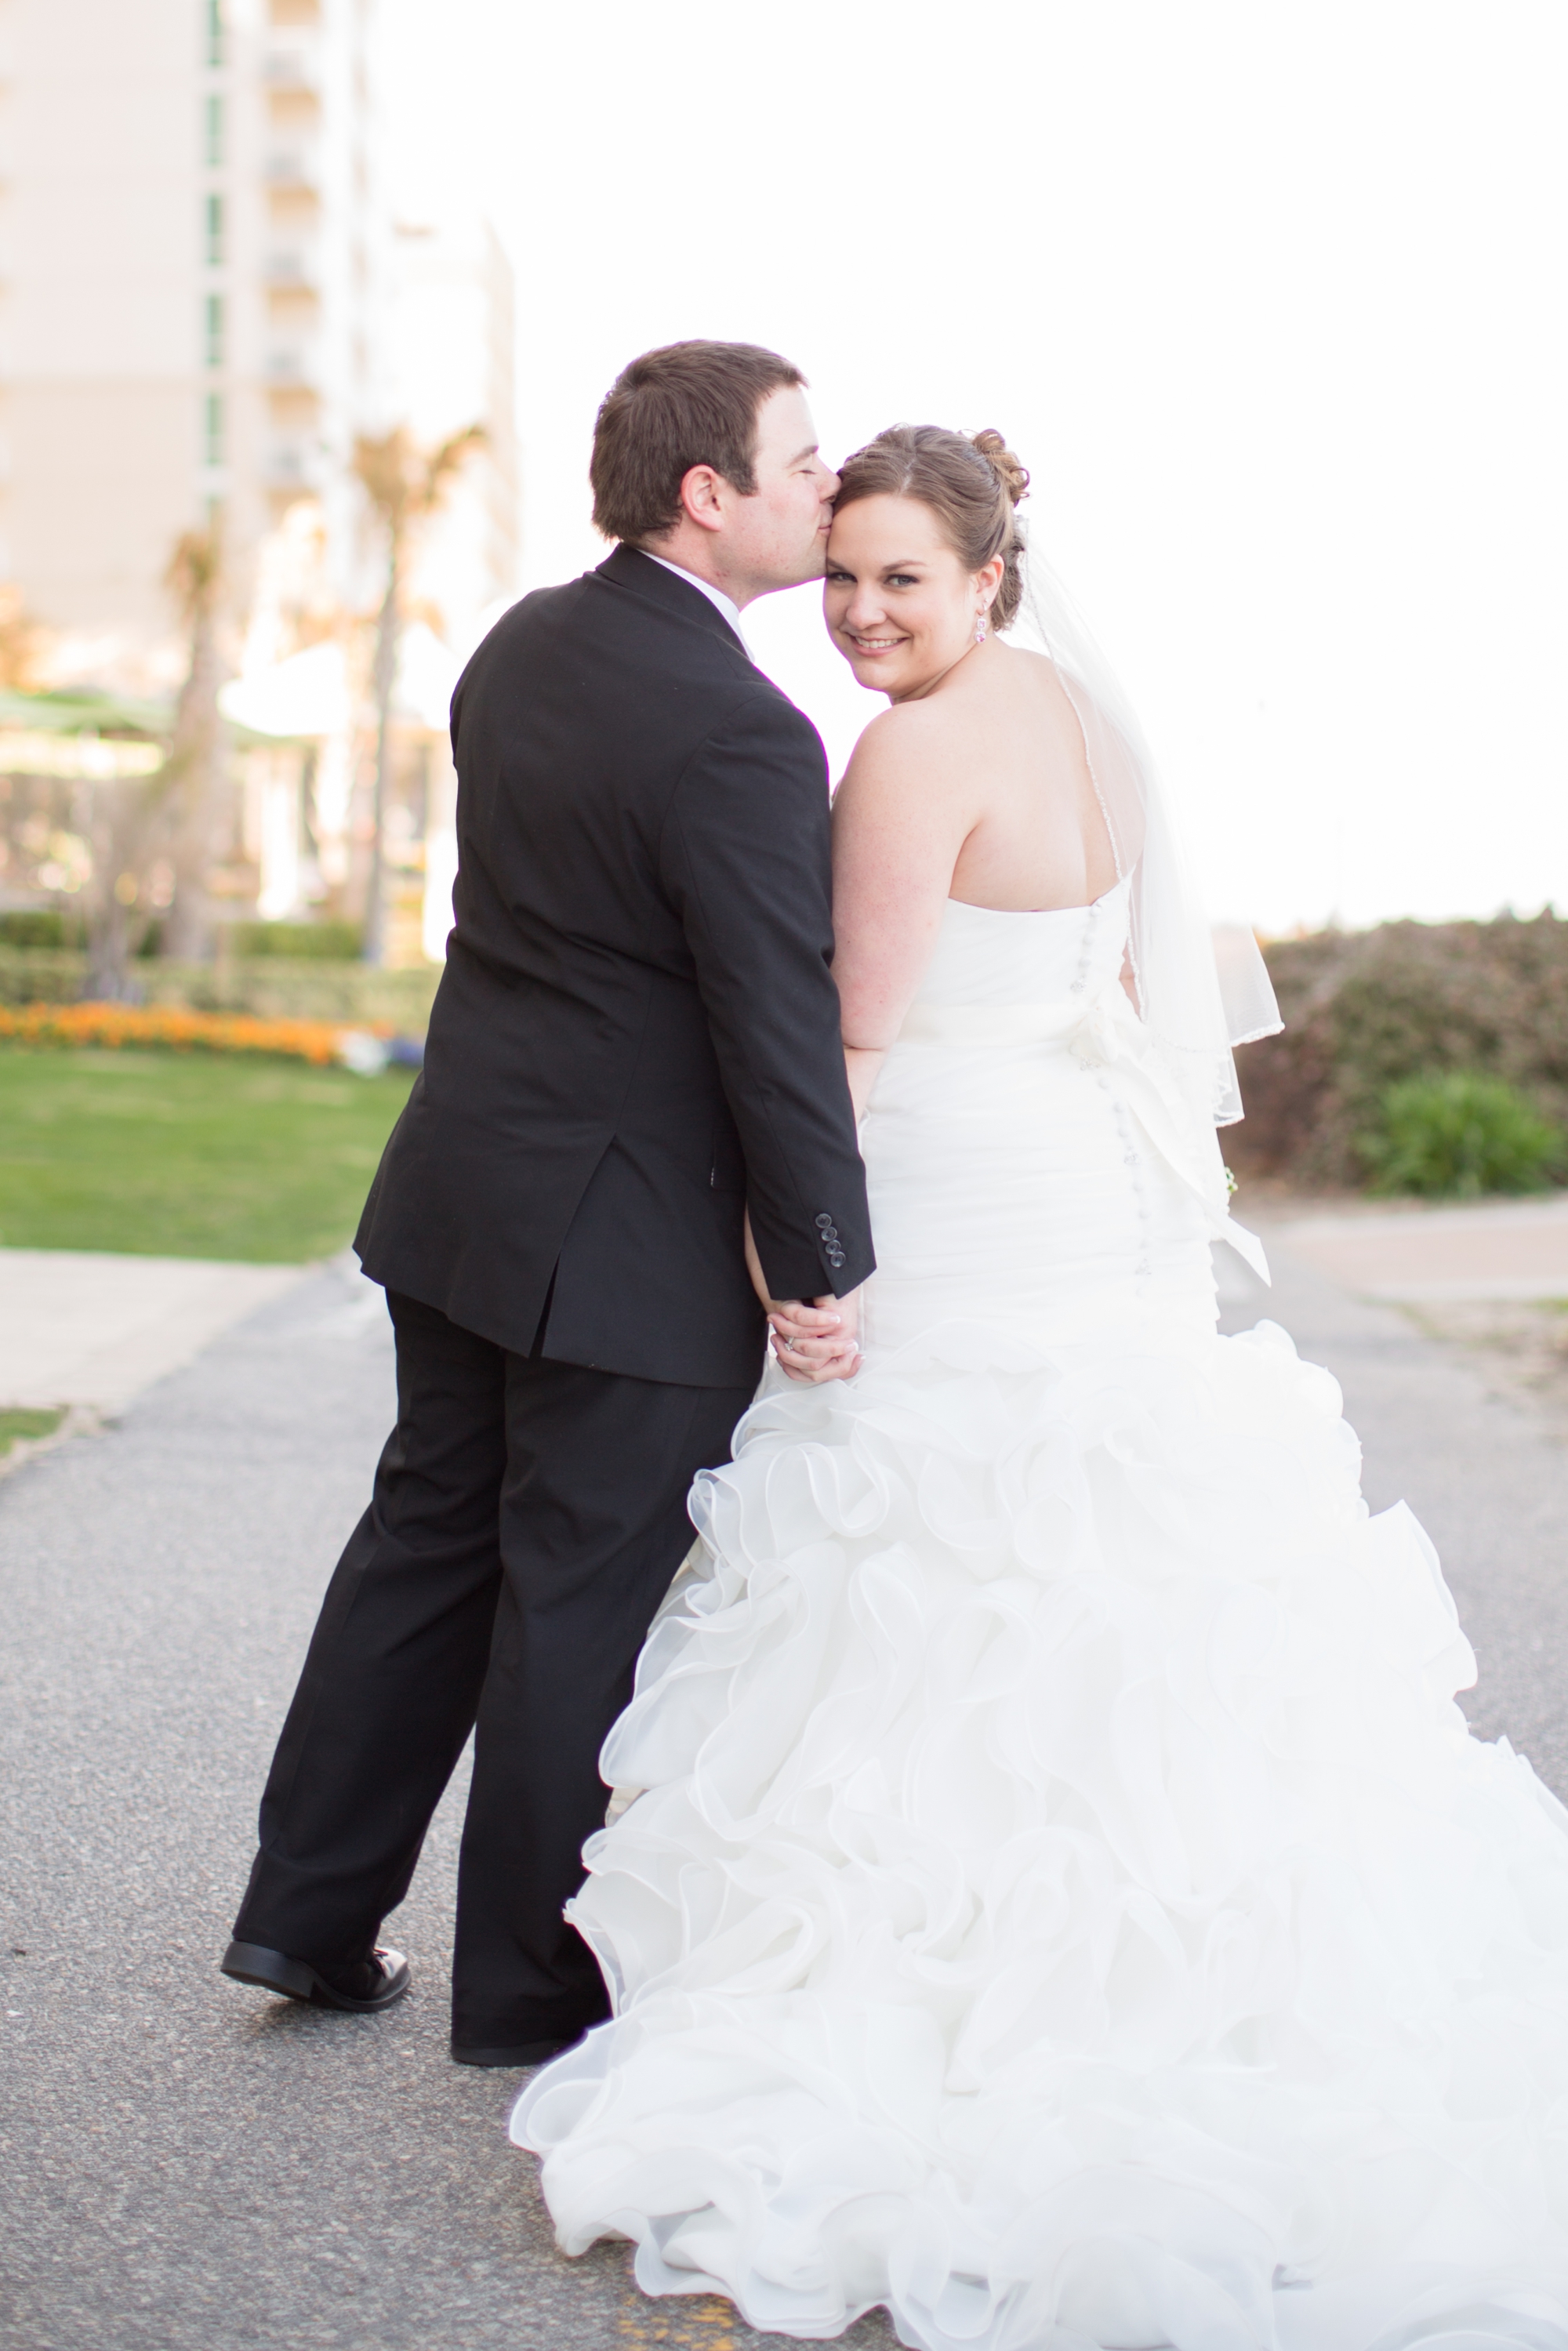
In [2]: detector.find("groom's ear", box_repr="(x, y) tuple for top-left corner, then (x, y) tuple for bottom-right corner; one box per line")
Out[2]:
(676, 463), (730, 536)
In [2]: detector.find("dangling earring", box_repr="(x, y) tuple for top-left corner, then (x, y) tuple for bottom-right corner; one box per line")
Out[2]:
(974, 611), (988, 647)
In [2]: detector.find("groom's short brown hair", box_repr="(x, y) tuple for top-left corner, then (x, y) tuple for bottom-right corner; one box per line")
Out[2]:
(590, 340), (806, 543)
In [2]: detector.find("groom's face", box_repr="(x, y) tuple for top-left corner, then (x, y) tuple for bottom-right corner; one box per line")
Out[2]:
(728, 387), (840, 593)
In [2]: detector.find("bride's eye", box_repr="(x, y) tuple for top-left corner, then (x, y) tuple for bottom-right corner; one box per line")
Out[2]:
(886, 573), (917, 589)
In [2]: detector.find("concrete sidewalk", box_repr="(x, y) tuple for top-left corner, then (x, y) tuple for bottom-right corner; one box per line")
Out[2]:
(0, 1248), (308, 1413)
(1256, 1191), (1568, 1302)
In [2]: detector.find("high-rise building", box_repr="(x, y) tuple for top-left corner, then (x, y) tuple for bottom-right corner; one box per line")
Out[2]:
(0, 0), (395, 688)
(0, 0), (520, 954)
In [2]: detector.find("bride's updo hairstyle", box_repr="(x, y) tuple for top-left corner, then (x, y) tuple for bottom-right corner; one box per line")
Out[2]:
(833, 426), (1031, 629)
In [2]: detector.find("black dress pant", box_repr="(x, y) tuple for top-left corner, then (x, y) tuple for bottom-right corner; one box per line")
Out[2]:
(232, 1290), (753, 2049)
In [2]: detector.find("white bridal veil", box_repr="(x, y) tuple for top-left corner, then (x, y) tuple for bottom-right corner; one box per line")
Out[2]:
(1007, 524), (1282, 1142)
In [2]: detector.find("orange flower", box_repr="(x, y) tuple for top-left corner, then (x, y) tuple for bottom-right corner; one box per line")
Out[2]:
(0, 1002), (395, 1065)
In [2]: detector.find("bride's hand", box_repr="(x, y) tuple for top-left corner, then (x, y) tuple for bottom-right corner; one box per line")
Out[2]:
(745, 1208), (862, 1381)
(768, 1293), (861, 1384)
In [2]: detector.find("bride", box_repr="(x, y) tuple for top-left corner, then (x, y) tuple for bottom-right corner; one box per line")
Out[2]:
(514, 426), (1568, 2349)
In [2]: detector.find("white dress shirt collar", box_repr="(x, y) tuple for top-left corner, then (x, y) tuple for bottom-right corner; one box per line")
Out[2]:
(643, 553), (751, 656)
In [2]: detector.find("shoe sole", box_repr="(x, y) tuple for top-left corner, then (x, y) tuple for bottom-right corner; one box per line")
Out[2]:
(220, 1939), (411, 2014)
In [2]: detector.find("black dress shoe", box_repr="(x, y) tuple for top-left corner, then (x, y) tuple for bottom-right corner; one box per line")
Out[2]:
(451, 2028), (587, 2068)
(220, 1938), (411, 2013)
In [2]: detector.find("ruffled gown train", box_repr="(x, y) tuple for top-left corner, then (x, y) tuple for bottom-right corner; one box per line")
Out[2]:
(514, 881), (1568, 2350)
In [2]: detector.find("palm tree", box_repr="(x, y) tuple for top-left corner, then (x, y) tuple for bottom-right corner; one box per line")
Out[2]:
(82, 522), (223, 999)
(0, 583), (47, 691)
(160, 520), (225, 962)
(352, 424), (485, 966)
(82, 770), (156, 1003)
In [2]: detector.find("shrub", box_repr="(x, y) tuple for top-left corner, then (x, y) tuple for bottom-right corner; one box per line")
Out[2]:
(229, 919), (364, 960)
(0, 909), (78, 949)
(1354, 1071), (1563, 1199)
(1229, 911), (1568, 1188)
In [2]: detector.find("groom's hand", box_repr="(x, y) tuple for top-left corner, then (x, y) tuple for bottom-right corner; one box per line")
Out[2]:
(768, 1291), (861, 1384)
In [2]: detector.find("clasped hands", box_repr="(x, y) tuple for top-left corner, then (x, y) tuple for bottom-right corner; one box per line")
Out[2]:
(744, 1207), (862, 1384)
(767, 1290), (861, 1384)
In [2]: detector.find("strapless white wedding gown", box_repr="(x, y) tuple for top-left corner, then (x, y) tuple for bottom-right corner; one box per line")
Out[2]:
(514, 881), (1568, 2351)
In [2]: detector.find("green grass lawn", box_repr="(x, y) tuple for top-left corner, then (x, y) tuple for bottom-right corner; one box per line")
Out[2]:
(0, 1046), (417, 1262)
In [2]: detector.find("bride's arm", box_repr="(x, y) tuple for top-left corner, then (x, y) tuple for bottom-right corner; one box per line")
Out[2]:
(844, 1045), (884, 1123)
(765, 712), (975, 1381)
(831, 703), (978, 1092)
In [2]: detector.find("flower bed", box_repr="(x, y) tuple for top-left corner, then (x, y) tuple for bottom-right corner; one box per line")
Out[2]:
(0, 1000), (376, 1065)
(0, 945), (439, 1029)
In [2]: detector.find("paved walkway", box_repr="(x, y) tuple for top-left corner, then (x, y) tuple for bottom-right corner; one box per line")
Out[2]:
(0, 1258), (898, 2351)
(2, 1237), (1565, 2349)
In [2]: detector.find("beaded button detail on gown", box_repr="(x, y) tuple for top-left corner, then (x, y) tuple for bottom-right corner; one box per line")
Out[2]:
(514, 878), (1568, 2351)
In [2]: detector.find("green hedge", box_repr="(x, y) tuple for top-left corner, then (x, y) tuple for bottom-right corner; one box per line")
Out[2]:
(0, 912), (362, 958)
(0, 946), (439, 1034)
(0, 910), (84, 949)
(1357, 1072), (1563, 1199)
(228, 919), (365, 960)
(1229, 912), (1568, 1188)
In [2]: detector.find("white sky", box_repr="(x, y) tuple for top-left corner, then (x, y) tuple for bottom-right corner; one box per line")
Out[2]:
(384, 0), (1568, 935)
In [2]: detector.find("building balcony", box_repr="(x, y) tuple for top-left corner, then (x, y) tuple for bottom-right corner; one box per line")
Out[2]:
(262, 49), (319, 100)
(264, 348), (322, 391)
(262, 441), (324, 492)
(263, 249), (318, 291)
(264, 151), (320, 197)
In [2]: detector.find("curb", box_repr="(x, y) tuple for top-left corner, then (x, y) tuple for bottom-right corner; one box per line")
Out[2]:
(0, 1402), (105, 1485)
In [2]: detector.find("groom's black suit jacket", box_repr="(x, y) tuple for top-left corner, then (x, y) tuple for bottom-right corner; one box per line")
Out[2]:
(355, 544), (873, 1389)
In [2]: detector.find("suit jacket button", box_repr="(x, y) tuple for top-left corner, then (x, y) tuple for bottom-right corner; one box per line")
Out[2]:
(815, 1213), (833, 1230)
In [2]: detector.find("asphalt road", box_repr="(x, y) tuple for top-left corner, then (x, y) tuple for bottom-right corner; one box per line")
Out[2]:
(3, 1243), (1565, 2351)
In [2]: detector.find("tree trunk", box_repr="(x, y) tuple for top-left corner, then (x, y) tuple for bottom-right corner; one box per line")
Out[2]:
(362, 558), (399, 967)
(161, 593), (223, 962)
(84, 781), (154, 1001)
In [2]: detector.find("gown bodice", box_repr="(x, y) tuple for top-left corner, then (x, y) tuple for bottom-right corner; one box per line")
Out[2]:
(904, 874), (1131, 1014)
(857, 873), (1221, 1354)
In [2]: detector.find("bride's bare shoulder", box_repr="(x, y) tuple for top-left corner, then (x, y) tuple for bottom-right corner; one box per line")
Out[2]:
(835, 646), (1084, 822)
(836, 694), (975, 807)
(1006, 642), (1081, 715)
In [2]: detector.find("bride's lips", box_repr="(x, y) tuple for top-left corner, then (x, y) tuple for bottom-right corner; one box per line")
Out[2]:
(844, 633), (908, 658)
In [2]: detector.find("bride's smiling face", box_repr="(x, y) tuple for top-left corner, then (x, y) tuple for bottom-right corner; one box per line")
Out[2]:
(824, 494), (1000, 702)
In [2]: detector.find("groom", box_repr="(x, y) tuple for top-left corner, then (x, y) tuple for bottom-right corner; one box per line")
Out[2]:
(222, 342), (873, 2066)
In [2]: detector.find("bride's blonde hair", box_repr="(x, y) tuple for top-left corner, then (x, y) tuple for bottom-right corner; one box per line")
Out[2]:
(832, 425), (1031, 629)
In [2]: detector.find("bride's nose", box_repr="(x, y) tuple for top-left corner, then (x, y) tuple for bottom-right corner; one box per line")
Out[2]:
(842, 583), (887, 631)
